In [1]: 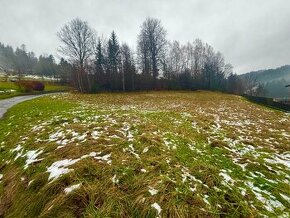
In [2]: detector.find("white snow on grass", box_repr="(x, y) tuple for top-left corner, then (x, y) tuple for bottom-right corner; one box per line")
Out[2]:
(123, 144), (140, 159)
(0, 174), (3, 180)
(181, 167), (203, 184)
(28, 180), (34, 186)
(64, 183), (81, 194)
(48, 131), (65, 142)
(81, 152), (100, 159)
(47, 159), (80, 181)
(219, 170), (234, 185)
(11, 144), (23, 153)
(47, 151), (106, 181)
(246, 181), (285, 212)
(141, 168), (147, 173)
(10, 145), (23, 160)
(280, 193), (290, 202)
(56, 145), (65, 149)
(77, 133), (87, 141)
(127, 131), (134, 142)
(142, 147), (149, 153)
(264, 154), (290, 168)
(24, 149), (43, 169)
(190, 184), (197, 192)
(203, 194), (210, 205)
(10, 145), (43, 169)
(151, 202), (162, 215)
(91, 130), (101, 139)
(111, 174), (119, 184)
(56, 139), (69, 146)
(94, 153), (112, 165)
(163, 138), (176, 150)
(31, 125), (44, 132)
(148, 186), (158, 195)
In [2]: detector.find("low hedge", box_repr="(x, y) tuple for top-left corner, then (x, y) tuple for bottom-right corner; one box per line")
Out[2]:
(15, 80), (45, 92)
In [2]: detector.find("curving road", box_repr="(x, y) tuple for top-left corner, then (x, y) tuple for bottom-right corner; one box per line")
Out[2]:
(0, 94), (50, 119)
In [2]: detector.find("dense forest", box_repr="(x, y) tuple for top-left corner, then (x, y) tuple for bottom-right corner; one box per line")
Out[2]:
(1, 17), (267, 95)
(0, 43), (71, 83)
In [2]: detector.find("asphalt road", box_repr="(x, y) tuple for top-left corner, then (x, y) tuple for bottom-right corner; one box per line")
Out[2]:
(0, 94), (49, 118)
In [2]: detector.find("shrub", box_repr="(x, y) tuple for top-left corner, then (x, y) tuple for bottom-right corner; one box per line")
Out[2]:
(15, 80), (45, 92)
(32, 81), (45, 91)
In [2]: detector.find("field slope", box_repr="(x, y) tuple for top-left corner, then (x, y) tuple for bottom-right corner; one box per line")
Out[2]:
(0, 91), (289, 217)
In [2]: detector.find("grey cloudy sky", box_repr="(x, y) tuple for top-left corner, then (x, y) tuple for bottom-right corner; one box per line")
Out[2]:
(0, 0), (290, 74)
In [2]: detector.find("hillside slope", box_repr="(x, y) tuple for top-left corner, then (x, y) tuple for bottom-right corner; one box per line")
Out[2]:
(241, 65), (290, 83)
(0, 92), (289, 217)
(240, 65), (290, 98)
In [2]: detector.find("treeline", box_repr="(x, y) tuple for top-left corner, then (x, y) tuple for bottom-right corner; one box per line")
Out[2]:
(57, 17), (245, 94)
(1, 18), (252, 94)
(0, 43), (71, 82)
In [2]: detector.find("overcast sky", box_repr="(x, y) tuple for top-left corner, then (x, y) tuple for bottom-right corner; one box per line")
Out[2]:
(0, 0), (290, 74)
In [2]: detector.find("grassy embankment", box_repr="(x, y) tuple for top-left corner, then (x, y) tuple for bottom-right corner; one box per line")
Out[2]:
(0, 91), (289, 217)
(0, 81), (71, 100)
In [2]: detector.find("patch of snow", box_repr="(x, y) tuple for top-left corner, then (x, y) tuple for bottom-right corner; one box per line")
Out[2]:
(91, 130), (102, 139)
(56, 139), (69, 146)
(219, 170), (234, 185)
(73, 118), (79, 123)
(151, 202), (162, 215)
(77, 133), (87, 141)
(111, 174), (119, 184)
(142, 147), (149, 153)
(81, 152), (100, 159)
(109, 134), (120, 139)
(127, 131), (134, 142)
(264, 154), (290, 169)
(94, 153), (112, 165)
(49, 131), (64, 142)
(47, 158), (80, 181)
(124, 144), (140, 159)
(163, 138), (176, 150)
(188, 144), (195, 151)
(181, 167), (203, 184)
(190, 184), (197, 192)
(11, 144), (23, 153)
(246, 181), (285, 212)
(28, 180), (34, 186)
(24, 149), (43, 169)
(203, 194), (210, 205)
(280, 193), (290, 202)
(64, 183), (81, 194)
(148, 186), (158, 195)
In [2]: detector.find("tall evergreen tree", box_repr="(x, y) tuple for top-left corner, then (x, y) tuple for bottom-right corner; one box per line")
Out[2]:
(95, 39), (105, 90)
(107, 31), (120, 90)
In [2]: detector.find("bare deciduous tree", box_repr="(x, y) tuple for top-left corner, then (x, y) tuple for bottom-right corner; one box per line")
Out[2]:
(57, 18), (95, 92)
(137, 17), (167, 84)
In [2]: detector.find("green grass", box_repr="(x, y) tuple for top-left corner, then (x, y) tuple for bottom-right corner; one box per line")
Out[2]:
(0, 91), (289, 217)
(0, 81), (71, 99)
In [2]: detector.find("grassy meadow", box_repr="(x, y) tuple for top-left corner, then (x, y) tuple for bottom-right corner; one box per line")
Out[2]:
(0, 91), (289, 217)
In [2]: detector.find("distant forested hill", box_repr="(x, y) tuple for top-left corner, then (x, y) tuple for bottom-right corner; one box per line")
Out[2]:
(240, 65), (290, 98)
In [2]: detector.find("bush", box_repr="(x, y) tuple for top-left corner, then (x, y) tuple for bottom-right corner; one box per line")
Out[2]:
(15, 80), (45, 92)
